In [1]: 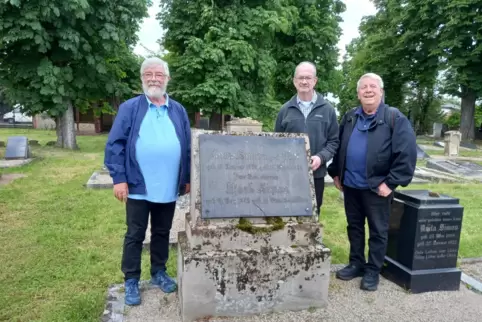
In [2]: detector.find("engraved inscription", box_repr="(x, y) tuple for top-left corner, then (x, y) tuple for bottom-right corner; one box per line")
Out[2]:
(414, 210), (462, 263)
(199, 135), (313, 218)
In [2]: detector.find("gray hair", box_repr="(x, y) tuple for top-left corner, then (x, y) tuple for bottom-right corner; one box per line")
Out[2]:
(294, 61), (317, 77)
(357, 73), (384, 90)
(140, 57), (170, 76)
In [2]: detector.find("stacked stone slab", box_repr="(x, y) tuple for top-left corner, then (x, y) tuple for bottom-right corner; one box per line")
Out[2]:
(177, 119), (331, 322)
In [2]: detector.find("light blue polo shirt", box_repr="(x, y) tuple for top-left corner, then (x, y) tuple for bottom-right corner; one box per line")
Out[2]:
(128, 95), (181, 203)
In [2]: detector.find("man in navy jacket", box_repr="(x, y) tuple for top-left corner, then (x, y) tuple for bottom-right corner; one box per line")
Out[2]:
(104, 57), (191, 305)
(327, 73), (416, 291)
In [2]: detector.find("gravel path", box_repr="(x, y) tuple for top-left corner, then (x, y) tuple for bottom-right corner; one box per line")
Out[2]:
(121, 273), (481, 322)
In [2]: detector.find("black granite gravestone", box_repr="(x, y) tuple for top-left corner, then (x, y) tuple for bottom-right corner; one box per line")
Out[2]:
(5, 136), (29, 160)
(382, 190), (464, 293)
(199, 134), (312, 219)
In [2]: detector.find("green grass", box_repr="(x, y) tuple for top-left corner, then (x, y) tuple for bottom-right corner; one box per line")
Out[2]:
(0, 129), (176, 322)
(1, 128), (482, 321)
(320, 183), (482, 264)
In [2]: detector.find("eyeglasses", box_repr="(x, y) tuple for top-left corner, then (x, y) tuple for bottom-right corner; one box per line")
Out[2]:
(142, 73), (169, 79)
(295, 76), (315, 81)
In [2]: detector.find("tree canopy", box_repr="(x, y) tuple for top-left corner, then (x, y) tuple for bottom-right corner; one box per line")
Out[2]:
(159, 0), (345, 129)
(336, 0), (482, 139)
(0, 0), (148, 148)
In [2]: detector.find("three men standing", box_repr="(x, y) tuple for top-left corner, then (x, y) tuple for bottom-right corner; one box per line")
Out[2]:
(104, 57), (191, 305)
(328, 73), (417, 291)
(275, 62), (340, 214)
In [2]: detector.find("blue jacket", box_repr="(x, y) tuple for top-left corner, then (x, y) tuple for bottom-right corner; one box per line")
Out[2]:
(327, 104), (417, 192)
(104, 94), (191, 195)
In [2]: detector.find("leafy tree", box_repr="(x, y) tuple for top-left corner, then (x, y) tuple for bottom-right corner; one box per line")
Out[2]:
(159, 0), (285, 125)
(158, 0), (345, 130)
(272, 0), (345, 103)
(0, 0), (148, 148)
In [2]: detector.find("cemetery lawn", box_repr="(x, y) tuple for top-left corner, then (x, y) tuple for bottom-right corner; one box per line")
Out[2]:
(0, 128), (482, 321)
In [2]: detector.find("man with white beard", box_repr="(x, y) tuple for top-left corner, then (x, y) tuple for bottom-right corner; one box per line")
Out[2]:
(104, 57), (191, 306)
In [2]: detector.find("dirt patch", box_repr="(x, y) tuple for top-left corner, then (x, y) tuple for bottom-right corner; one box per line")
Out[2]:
(0, 173), (27, 186)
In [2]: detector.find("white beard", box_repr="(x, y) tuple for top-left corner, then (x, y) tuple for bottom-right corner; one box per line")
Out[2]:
(143, 83), (166, 99)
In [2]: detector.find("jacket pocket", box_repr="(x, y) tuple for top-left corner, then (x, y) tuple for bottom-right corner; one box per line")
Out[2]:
(282, 117), (305, 133)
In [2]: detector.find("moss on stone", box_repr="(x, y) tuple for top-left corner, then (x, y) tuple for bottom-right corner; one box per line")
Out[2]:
(236, 217), (285, 234)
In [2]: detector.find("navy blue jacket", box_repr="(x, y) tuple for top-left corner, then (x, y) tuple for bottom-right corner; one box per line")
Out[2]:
(104, 94), (191, 195)
(327, 104), (417, 192)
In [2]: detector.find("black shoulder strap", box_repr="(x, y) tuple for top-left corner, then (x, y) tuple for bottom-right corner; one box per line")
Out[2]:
(384, 106), (396, 134)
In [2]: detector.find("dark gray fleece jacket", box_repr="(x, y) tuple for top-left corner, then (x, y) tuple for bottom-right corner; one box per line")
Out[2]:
(275, 93), (339, 179)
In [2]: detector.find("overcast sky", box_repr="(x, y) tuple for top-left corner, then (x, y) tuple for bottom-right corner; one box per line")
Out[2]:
(134, 0), (377, 61)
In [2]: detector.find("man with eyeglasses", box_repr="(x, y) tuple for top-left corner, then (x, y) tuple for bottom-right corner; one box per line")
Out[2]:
(275, 61), (339, 215)
(327, 73), (417, 291)
(104, 57), (191, 305)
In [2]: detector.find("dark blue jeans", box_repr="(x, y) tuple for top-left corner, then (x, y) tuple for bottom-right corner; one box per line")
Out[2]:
(121, 198), (176, 281)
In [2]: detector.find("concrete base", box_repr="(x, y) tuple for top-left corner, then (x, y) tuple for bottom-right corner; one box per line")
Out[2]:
(184, 213), (322, 252)
(0, 158), (33, 168)
(86, 170), (113, 189)
(177, 232), (331, 322)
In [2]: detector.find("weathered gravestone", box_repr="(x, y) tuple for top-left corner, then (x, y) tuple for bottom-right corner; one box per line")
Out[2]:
(416, 144), (430, 159)
(444, 131), (461, 156)
(433, 122), (443, 138)
(177, 129), (331, 322)
(86, 166), (113, 189)
(4, 136), (30, 160)
(426, 159), (482, 180)
(382, 190), (464, 293)
(198, 117), (209, 130)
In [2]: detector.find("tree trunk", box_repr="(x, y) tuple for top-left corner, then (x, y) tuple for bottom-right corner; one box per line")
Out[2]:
(55, 101), (78, 149)
(460, 85), (476, 141)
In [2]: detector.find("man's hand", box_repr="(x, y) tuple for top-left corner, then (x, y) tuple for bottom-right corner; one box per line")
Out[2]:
(113, 183), (128, 202)
(310, 156), (323, 171)
(333, 176), (343, 191)
(377, 182), (392, 197)
(185, 183), (190, 194)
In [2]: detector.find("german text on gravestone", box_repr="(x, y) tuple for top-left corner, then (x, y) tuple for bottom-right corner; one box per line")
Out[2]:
(199, 135), (312, 219)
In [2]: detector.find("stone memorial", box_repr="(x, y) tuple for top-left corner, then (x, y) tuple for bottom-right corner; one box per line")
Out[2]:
(225, 117), (263, 133)
(198, 117), (209, 130)
(416, 144), (430, 159)
(432, 122), (443, 138)
(382, 190), (464, 293)
(460, 141), (478, 150)
(177, 125), (331, 321)
(426, 159), (482, 180)
(444, 130), (461, 157)
(4, 136), (30, 160)
(86, 166), (113, 189)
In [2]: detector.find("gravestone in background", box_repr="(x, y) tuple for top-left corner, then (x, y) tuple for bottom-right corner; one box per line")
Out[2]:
(382, 190), (464, 293)
(432, 123), (443, 138)
(198, 117), (209, 130)
(177, 126), (331, 322)
(416, 144), (430, 159)
(460, 141), (478, 150)
(4, 136), (29, 160)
